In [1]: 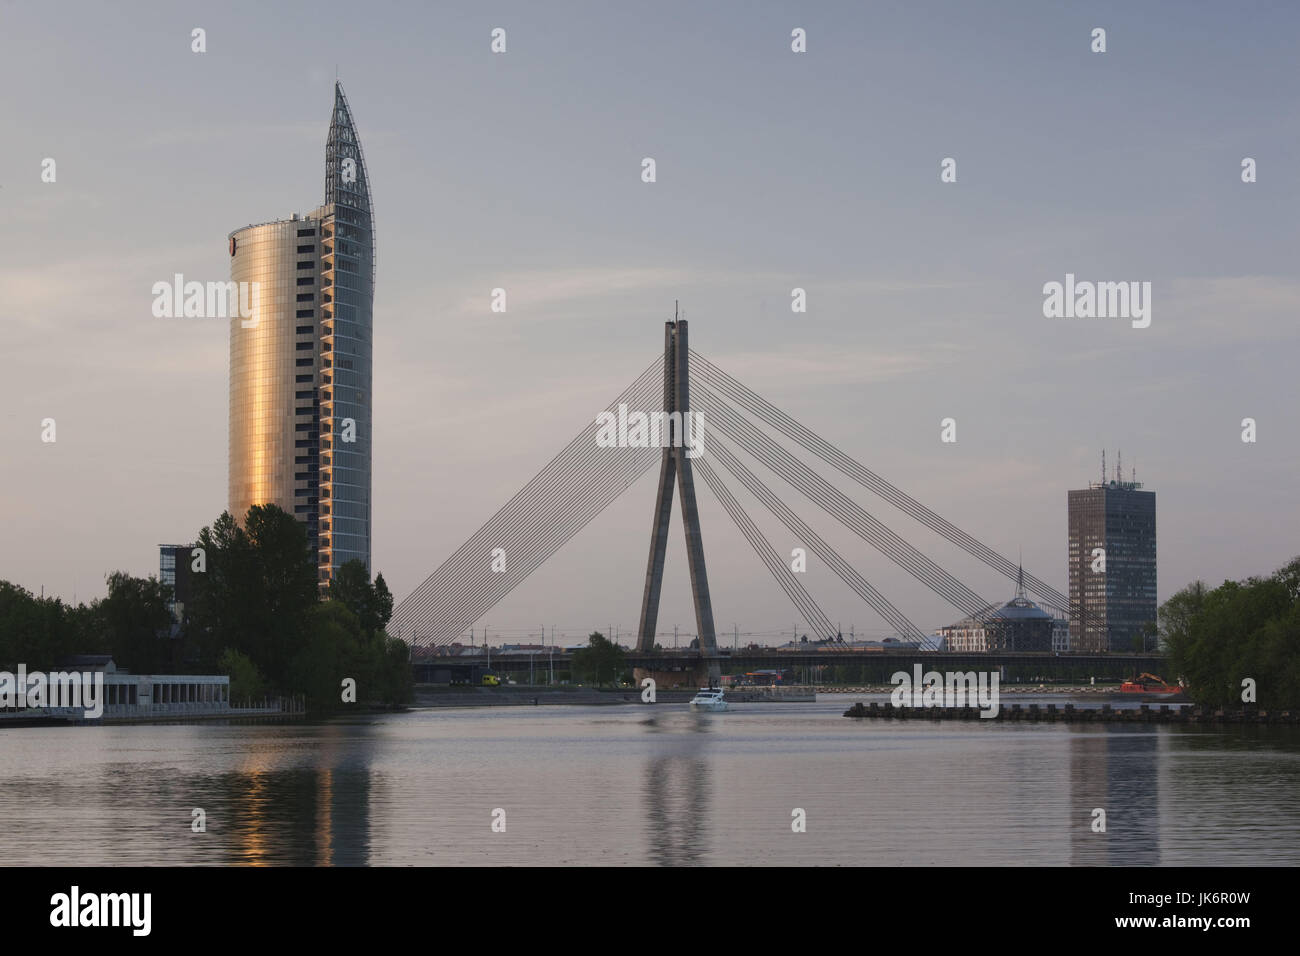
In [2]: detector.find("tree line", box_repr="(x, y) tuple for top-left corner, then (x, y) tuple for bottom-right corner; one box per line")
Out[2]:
(1160, 555), (1300, 709)
(0, 504), (411, 711)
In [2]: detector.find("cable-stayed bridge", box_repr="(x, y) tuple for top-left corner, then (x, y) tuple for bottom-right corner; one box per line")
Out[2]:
(392, 319), (1095, 683)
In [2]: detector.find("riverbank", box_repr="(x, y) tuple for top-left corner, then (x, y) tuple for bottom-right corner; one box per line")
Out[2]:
(412, 684), (816, 708)
(843, 700), (1298, 724)
(413, 684), (694, 708)
(410, 683), (1168, 710)
(819, 684), (1134, 696)
(0, 701), (303, 727)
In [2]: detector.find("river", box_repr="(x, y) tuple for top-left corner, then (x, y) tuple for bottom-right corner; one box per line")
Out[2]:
(2, 697), (1296, 865)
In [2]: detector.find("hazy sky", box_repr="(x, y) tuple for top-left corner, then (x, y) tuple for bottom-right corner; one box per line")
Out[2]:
(2, 1), (1298, 644)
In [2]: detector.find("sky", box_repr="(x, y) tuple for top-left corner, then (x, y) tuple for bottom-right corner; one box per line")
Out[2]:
(1, 0), (1298, 644)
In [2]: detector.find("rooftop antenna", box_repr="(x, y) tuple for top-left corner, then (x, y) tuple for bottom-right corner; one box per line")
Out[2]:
(1117, 449), (1122, 484)
(675, 299), (679, 323)
(1101, 449), (1106, 484)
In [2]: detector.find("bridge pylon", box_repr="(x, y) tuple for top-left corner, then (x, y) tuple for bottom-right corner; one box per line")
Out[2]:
(635, 317), (720, 686)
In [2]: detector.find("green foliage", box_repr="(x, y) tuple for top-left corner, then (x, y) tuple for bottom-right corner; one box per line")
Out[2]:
(570, 632), (626, 686)
(1, 505), (412, 714)
(290, 600), (411, 711)
(0, 581), (100, 669)
(96, 572), (174, 673)
(186, 505), (412, 711)
(0, 573), (175, 672)
(187, 506), (318, 687)
(327, 559), (394, 639)
(218, 647), (267, 703)
(1162, 557), (1300, 708)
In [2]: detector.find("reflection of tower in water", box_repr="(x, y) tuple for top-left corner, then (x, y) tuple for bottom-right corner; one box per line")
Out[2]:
(226, 730), (373, 865)
(1069, 726), (1161, 864)
(643, 717), (712, 866)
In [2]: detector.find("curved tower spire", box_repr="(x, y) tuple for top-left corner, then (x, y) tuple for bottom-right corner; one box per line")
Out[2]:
(324, 81), (376, 295)
(319, 80), (375, 575)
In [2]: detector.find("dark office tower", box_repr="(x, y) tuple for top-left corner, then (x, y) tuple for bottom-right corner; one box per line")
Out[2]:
(228, 83), (374, 586)
(1068, 464), (1156, 652)
(158, 544), (193, 625)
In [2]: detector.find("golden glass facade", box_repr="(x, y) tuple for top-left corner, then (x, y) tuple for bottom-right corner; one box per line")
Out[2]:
(228, 83), (373, 583)
(229, 217), (323, 528)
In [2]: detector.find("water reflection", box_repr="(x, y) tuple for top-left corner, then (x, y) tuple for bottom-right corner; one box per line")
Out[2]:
(221, 723), (375, 866)
(2, 707), (1299, 866)
(642, 713), (712, 866)
(1070, 726), (1160, 864)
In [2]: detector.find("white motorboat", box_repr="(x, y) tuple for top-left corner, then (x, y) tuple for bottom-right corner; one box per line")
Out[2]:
(689, 688), (728, 712)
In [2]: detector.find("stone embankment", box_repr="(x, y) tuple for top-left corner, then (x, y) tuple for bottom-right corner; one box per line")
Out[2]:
(843, 701), (1299, 724)
(822, 685), (1118, 695)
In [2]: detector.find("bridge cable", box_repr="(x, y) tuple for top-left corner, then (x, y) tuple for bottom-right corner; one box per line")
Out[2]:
(689, 350), (1072, 614)
(417, 444), (661, 645)
(695, 384), (990, 619)
(707, 433), (936, 649)
(403, 441), (659, 644)
(393, 358), (664, 642)
(392, 368), (662, 638)
(398, 388), (661, 642)
(692, 351), (1098, 640)
(399, 373), (661, 634)
(694, 457), (839, 640)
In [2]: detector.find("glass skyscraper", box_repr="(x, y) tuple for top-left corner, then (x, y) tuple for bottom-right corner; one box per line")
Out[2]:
(228, 82), (374, 584)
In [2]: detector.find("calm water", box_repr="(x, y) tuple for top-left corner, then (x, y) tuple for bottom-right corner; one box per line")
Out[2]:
(2, 697), (1297, 866)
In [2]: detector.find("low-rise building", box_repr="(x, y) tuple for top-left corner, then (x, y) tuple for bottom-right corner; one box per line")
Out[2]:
(936, 568), (1056, 652)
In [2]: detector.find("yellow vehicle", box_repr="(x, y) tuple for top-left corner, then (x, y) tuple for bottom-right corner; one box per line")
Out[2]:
(481, 673), (500, 687)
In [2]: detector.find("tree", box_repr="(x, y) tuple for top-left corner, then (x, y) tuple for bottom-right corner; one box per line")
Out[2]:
(185, 511), (255, 668)
(571, 632), (626, 687)
(327, 559), (393, 639)
(1162, 558), (1300, 708)
(187, 505), (317, 686)
(182, 505), (412, 711)
(218, 647), (267, 704)
(0, 581), (97, 668)
(94, 572), (174, 673)
(290, 600), (411, 710)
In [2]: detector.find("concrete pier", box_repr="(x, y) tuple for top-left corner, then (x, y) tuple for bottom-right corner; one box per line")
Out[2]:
(843, 701), (1297, 724)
